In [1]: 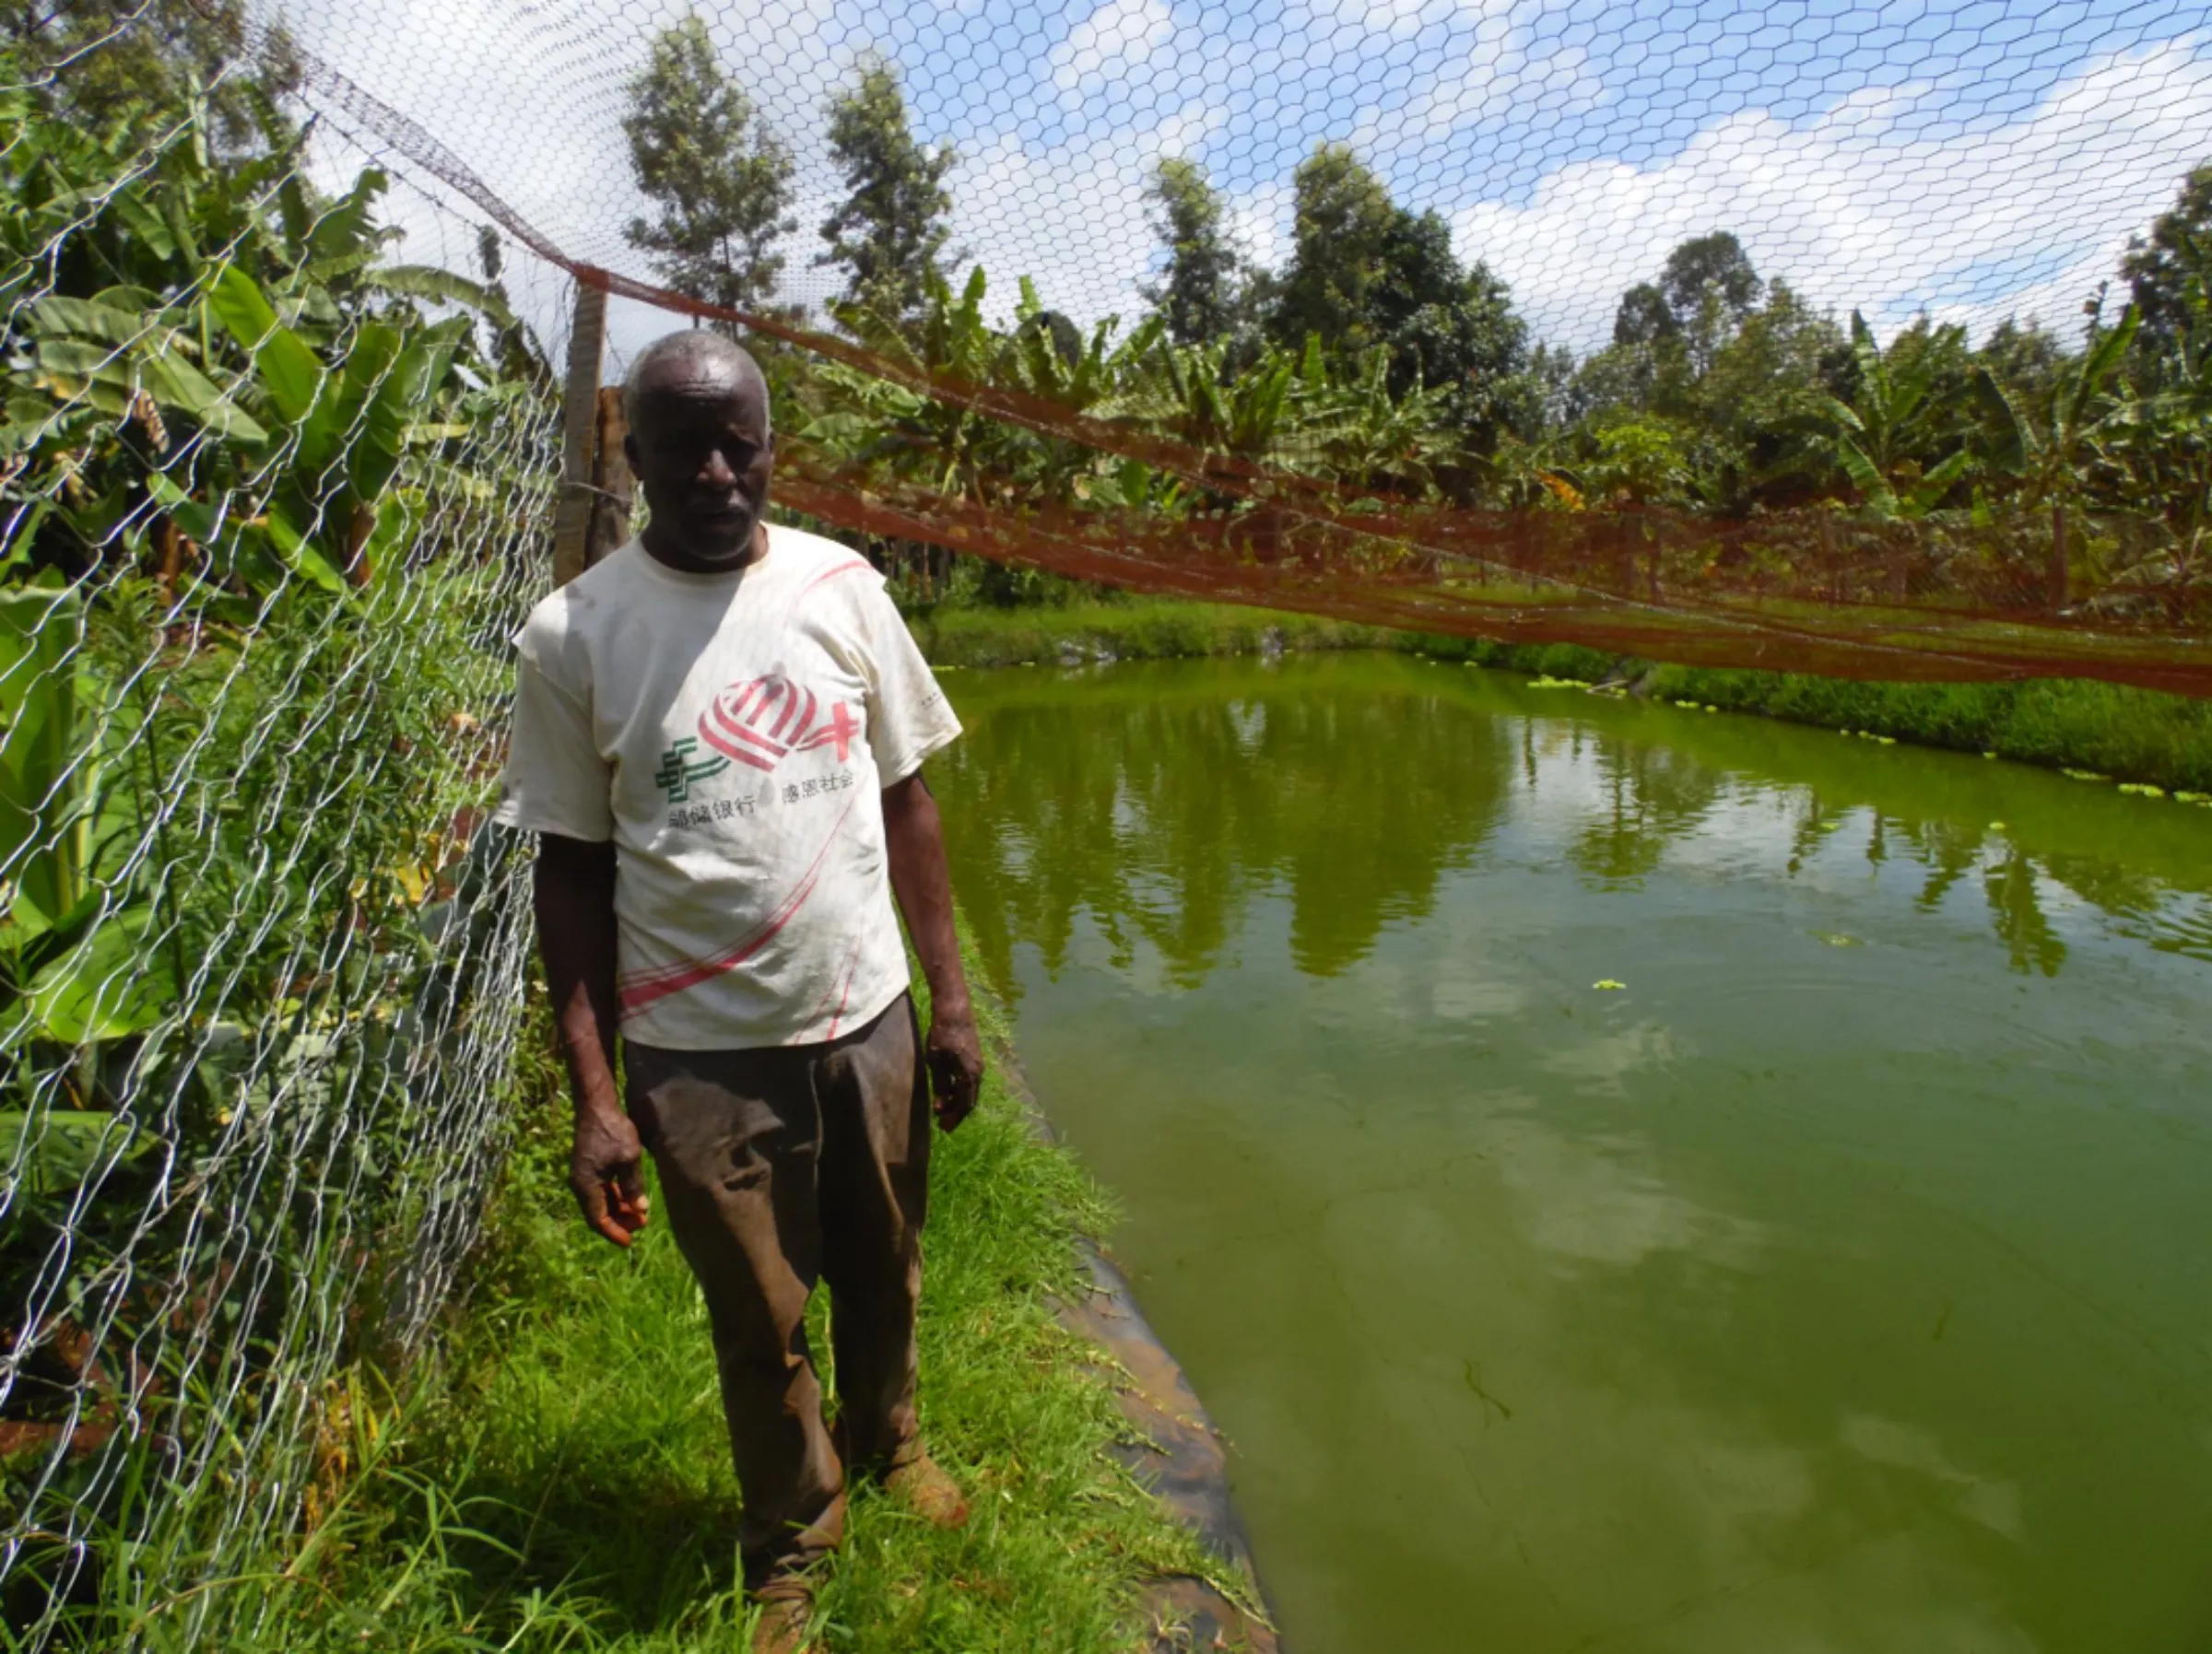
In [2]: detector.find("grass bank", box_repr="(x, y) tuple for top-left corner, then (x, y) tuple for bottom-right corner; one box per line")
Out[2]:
(236, 948), (1218, 1653)
(1403, 633), (2212, 796)
(907, 598), (2212, 795)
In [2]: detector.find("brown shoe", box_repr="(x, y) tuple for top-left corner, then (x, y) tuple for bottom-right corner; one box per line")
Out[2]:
(749, 1576), (813, 1654)
(884, 1450), (971, 1529)
(750, 1594), (810, 1654)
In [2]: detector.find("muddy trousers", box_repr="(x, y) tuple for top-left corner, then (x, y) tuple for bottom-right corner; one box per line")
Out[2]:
(623, 994), (931, 1589)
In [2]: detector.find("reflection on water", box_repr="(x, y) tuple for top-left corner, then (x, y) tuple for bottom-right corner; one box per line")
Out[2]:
(945, 658), (2212, 999)
(932, 655), (2212, 1654)
(943, 675), (1516, 982)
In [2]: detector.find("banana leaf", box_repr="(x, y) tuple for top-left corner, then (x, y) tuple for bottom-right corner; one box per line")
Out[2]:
(0, 583), (88, 927)
(0, 1108), (156, 1198)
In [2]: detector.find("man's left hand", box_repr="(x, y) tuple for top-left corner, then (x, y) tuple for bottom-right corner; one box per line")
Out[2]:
(925, 1006), (984, 1132)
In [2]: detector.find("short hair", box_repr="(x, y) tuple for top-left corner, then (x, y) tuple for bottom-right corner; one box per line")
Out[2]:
(623, 329), (771, 436)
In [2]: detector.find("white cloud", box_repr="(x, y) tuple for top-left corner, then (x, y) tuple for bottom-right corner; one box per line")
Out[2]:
(1453, 37), (2212, 353)
(1295, 0), (1513, 42)
(947, 105), (1218, 328)
(1050, 0), (1175, 103)
(1351, 15), (1606, 149)
(1226, 177), (1294, 275)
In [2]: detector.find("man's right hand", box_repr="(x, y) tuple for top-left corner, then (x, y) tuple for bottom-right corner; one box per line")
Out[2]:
(571, 1106), (650, 1247)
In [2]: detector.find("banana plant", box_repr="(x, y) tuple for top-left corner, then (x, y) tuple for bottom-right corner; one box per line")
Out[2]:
(1972, 302), (2141, 605)
(1134, 334), (1303, 461)
(206, 261), (468, 582)
(0, 581), (169, 1051)
(4, 85), (517, 599)
(825, 267), (1023, 498)
(2098, 238), (2212, 622)
(1818, 312), (1972, 518)
(1002, 276), (1165, 414)
(1296, 346), (1453, 496)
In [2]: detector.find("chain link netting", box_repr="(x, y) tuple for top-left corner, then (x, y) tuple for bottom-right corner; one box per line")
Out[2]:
(1, 13), (567, 1643)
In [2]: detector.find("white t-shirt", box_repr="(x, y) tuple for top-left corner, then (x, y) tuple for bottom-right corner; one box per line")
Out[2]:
(493, 526), (960, 1050)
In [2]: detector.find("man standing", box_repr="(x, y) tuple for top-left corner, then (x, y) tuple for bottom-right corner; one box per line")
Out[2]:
(497, 329), (983, 1653)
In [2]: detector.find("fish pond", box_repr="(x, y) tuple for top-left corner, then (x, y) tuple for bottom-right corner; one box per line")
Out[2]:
(931, 653), (2212, 1654)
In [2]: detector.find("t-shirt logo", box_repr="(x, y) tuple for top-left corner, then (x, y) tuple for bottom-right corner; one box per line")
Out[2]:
(653, 736), (728, 803)
(697, 673), (860, 774)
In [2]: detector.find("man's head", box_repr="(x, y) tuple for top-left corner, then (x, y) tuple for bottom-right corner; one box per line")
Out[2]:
(623, 330), (774, 570)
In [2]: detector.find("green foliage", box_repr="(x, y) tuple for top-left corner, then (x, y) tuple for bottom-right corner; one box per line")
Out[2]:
(1611, 233), (1763, 381)
(1614, 282), (1677, 348)
(1641, 662), (2212, 792)
(1261, 138), (1534, 449)
(0, 583), (89, 931)
(1362, 209), (1529, 452)
(575, 31), (2212, 623)
(0, 69), (535, 597)
(1141, 158), (1243, 346)
(907, 598), (1382, 665)
(782, 149), (2212, 634)
(1817, 312), (1973, 518)
(621, 15), (799, 322)
(1661, 232), (1764, 325)
(818, 55), (957, 329)
(2100, 222), (2212, 620)
(917, 597), (2212, 793)
(1975, 316), (2067, 408)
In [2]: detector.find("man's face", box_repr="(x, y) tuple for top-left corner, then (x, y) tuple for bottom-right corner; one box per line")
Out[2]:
(626, 361), (774, 567)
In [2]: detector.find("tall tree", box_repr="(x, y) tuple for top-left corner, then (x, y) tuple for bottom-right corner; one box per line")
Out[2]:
(1698, 278), (1846, 506)
(1368, 210), (1528, 447)
(1366, 208), (1463, 344)
(1264, 149), (1528, 446)
(1606, 233), (1763, 381)
(1269, 143), (1397, 353)
(1612, 283), (1677, 347)
(2123, 161), (2212, 378)
(818, 54), (957, 327)
(1975, 317), (2067, 408)
(1143, 158), (1241, 346)
(1663, 233), (1763, 377)
(622, 16), (797, 322)
(1660, 232), (1764, 323)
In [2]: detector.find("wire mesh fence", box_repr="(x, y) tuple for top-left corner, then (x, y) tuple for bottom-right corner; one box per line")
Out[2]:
(1, 17), (566, 1644)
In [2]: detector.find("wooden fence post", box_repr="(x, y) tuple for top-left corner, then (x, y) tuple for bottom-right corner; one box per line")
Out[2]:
(552, 280), (607, 587)
(587, 383), (632, 565)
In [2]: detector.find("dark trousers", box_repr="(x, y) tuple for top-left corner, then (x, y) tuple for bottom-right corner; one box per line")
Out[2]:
(624, 994), (931, 1585)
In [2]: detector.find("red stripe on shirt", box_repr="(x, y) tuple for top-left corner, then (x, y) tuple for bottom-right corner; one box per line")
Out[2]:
(618, 792), (861, 1013)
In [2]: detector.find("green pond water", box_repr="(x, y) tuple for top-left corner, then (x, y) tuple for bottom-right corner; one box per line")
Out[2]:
(930, 653), (2212, 1654)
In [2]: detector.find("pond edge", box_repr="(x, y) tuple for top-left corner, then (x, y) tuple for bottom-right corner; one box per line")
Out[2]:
(991, 1036), (1286, 1654)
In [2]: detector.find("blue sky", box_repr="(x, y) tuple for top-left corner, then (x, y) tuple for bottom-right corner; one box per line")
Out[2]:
(282, 0), (2212, 360)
